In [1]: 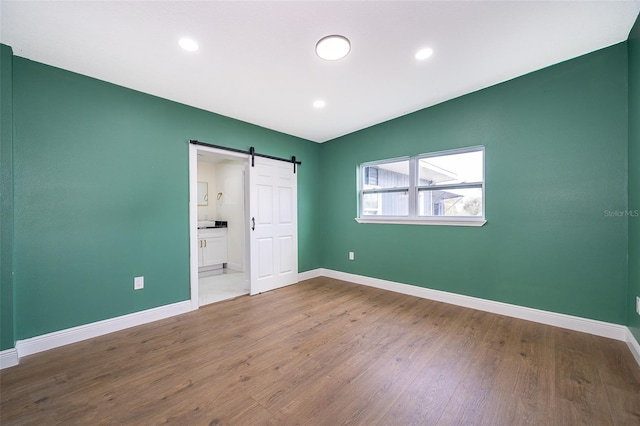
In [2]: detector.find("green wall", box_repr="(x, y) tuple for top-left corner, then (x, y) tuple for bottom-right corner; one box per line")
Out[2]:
(1, 44), (15, 350)
(629, 16), (640, 340)
(320, 43), (629, 324)
(6, 55), (321, 342)
(2, 34), (637, 351)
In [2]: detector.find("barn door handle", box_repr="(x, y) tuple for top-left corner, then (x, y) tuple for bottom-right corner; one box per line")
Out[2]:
(251, 217), (255, 231)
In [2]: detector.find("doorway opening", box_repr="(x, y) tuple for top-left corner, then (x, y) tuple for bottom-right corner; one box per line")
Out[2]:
(188, 141), (300, 309)
(190, 146), (250, 307)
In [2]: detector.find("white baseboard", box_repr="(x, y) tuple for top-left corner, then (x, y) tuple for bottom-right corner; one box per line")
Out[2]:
(626, 328), (640, 366)
(3, 270), (321, 368)
(298, 268), (323, 282)
(321, 269), (628, 342)
(14, 300), (194, 360)
(4, 270), (638, 370)
(0, 348), (19, 369)
(226, 262), (244, 272)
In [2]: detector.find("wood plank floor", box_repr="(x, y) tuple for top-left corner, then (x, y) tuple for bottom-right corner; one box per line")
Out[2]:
(2, 277), (639, 425)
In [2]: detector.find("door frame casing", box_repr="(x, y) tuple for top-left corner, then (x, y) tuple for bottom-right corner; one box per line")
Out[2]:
(188, 143), (250, 308)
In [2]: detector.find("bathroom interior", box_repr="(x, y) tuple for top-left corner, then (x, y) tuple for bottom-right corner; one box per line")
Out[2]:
(197, 151), (248, 306)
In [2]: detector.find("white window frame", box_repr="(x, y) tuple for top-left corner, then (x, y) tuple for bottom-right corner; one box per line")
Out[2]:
(356, 146), (486, 227)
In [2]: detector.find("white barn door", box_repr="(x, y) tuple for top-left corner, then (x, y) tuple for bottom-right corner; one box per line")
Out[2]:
(249, 156), (298, 295)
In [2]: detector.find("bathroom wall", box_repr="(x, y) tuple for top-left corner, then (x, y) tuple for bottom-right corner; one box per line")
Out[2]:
(215, 160), (246, 272)
(197, 160), (217, 221)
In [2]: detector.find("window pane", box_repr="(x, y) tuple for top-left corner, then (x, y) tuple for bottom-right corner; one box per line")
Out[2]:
(418, 187), (483, 217)
(362, 191), (409, 216)
(363, 160), (410, 190)
(362, 192), (381, 216)
(418, 150), (483, 186)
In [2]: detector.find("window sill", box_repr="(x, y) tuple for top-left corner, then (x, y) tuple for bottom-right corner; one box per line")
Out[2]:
(354, 217), (487, 227)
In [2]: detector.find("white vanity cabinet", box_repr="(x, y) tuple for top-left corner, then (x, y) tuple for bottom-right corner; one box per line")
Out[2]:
(198, 228), (227, 268)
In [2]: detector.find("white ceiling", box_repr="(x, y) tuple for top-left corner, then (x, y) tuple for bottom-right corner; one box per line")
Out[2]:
(2, 1), (639, 143)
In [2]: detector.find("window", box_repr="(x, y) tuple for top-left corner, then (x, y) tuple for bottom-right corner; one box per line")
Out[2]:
(357, 146), (485, 226)
(361, 159), (410, 216)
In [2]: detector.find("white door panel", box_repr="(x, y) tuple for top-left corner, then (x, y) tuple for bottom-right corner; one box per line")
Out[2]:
(257, 237), (274, 279)
(279, 236), (293, 274)
(257, 184), (273, 225)
(250, 156), (298, 295)
(279, 187), (293, 224)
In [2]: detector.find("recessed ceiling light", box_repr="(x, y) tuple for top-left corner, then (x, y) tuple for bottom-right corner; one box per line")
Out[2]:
(313, 100), (326, 108)
(316, 35), (351, 61)
(415, 47), (434, 61)
(179, 38), (199, 52)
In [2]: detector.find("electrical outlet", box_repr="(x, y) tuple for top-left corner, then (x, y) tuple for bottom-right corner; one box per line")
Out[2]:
(349, 251), (355, 261)
(134, 276), (144, 290)
(637, 297), (640, 316)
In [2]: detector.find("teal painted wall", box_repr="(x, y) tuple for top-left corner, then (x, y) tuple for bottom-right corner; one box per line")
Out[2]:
(2, 35), (636, 349)
(629, 16), (640, 340)
(320, 43), (629, 324)
(10, 56), (321, 341)
(1, 44), (15, 350)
